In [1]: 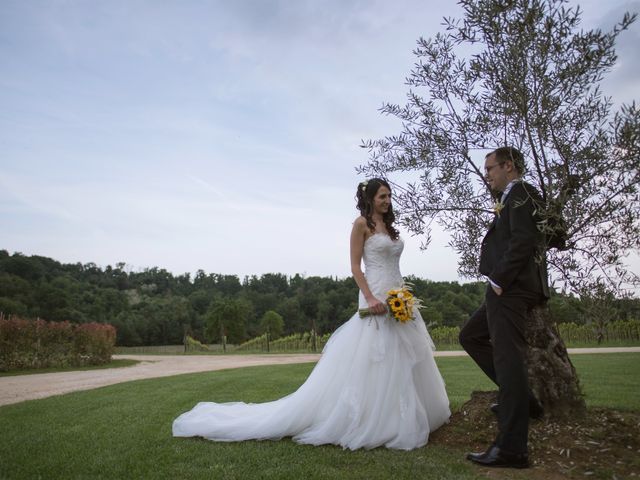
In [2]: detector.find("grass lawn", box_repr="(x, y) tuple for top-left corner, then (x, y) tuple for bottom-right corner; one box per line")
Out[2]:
(0, 359), (139, 377)
(0, 353), (637, 479)
(434, 340), (640, 351)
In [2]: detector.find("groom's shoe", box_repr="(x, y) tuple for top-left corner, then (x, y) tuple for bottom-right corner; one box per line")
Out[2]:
(466, 444), (529, 469)
(489, 401), (544, 419)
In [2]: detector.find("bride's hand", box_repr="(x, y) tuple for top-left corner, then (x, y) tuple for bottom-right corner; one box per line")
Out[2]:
(366, 297), (386, 315)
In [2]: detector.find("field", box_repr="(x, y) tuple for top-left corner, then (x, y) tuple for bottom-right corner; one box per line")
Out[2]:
(0, 353), (638, 479)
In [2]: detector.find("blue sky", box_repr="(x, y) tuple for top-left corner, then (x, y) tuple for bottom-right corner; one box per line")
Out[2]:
(1, 0), (639, 284)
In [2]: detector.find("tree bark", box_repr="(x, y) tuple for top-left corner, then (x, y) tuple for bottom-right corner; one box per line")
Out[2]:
(527, 303), (586, 418)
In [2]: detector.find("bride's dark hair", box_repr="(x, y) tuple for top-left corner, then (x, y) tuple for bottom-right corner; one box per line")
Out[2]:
(356, 178), (399, 240)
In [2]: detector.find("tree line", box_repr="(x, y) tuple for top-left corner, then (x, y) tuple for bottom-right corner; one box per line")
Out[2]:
(1, 250), (638, 346)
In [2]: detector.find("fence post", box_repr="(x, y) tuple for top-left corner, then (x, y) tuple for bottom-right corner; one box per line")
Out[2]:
(266, 327), (270, 353)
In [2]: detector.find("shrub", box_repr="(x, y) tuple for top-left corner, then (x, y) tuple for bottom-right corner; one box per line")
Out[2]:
(184, 335), (209, 352)
(0, 316), (116, 371)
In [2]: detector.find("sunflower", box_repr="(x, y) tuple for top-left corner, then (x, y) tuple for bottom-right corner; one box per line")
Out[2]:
(358, 284), (423, 323)
(389, 298), (404, 310)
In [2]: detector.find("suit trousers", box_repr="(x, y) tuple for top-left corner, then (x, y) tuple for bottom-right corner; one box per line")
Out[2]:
(459, 285), (540, 454)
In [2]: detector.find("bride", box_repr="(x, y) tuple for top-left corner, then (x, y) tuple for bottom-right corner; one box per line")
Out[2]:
(172, 178), (450, 450)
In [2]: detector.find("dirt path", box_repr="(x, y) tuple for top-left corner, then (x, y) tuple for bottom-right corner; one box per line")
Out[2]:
(0, 353), (322, 407)
(1, 347), (638, 407)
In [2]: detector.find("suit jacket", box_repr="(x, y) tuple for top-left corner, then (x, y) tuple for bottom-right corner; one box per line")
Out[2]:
(479, 181), (550, 299)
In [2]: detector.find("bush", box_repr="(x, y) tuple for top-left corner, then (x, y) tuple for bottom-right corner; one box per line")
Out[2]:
(184, 335), (209, 352)
(0, 316), (116, 371)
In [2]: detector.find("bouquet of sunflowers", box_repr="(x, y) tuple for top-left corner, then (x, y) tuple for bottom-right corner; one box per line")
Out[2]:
(359, 284), (421, 323)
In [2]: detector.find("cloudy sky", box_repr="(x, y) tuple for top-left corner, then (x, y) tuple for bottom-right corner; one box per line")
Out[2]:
(1, 0), (639, 284)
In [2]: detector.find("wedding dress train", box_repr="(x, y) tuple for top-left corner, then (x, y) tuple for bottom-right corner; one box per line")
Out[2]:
(172, 233), (450, 450)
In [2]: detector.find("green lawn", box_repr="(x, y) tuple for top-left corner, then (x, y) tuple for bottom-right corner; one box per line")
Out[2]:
(0, 353), (637, 480)
(570, 353), (640, 410)
(0, 359), (139, 377)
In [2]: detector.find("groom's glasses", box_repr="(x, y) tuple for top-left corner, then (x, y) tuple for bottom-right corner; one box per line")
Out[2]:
(484, 162), (505, 175)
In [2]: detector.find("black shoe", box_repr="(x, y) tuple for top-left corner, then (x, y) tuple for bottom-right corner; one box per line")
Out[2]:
(489, 402), (544, 419)
(466, 444), (529, 469)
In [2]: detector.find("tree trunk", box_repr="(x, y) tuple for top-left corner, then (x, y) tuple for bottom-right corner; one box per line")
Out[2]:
(527, 303), (586, 418)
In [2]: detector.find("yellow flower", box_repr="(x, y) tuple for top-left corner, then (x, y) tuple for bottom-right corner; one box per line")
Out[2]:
(359, 284), (423, 324)
(493, 201), (505, 217)
(386, 285), (421, 323)
(389, 298), (403, 310)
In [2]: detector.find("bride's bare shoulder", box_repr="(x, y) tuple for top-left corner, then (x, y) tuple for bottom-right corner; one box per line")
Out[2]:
(352, 216), (367, 228)
(352, 216), (370, 235)
(351, 216), (370, 241)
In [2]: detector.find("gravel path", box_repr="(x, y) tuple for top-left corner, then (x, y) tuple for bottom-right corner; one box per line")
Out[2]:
(1, 347), (638, 407)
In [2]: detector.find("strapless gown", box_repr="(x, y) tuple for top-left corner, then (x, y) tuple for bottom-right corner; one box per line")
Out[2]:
(172, 233), (450, 450)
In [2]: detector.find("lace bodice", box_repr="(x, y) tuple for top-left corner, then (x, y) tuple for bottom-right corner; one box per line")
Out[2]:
(359, 233), (404, 307)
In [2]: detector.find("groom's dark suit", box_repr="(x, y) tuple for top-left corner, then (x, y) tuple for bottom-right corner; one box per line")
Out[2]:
(460, 180), (549, 455)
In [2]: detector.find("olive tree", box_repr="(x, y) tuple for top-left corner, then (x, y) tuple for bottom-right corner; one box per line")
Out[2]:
(360, 0), (639, 415)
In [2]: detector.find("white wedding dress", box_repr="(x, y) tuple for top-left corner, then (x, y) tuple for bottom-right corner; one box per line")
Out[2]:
(172, 233), (450, 450)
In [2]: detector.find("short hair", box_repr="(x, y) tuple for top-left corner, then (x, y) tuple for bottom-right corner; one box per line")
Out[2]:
(487, 147), (526, 174)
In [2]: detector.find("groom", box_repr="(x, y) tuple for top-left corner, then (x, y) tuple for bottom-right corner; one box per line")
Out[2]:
(459, 147), (549, 468)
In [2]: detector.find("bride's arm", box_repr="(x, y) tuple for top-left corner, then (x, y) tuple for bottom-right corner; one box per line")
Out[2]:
(350, 217), (386, 314)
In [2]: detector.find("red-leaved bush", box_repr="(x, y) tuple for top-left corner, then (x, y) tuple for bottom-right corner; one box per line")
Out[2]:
(0, 316), (116, 371)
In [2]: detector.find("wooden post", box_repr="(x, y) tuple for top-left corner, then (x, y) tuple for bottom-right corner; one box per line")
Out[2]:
(266, 326), (270, 353)
(311, 319), (317, 353)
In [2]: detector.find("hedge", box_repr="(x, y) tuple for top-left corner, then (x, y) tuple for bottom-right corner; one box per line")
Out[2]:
(0, 316), (116, 371)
